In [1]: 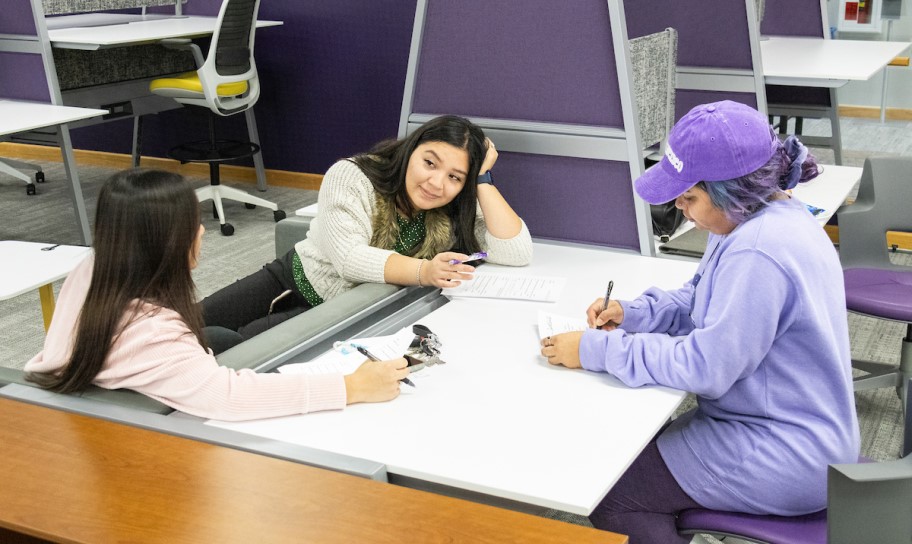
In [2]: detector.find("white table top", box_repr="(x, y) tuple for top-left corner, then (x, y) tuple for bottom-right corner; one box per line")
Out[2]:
(0, 100), (107, 137)
(760, 37), (910, 87)
(207, 242), (699, 515)
(47, 15), (283, 50)
(790, 164), (861, 224)
(294, 203), (319, 217)
(0, 241), (90, 300)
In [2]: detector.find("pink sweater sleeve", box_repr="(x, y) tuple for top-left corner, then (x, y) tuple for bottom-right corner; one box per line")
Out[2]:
(26, 257), (347, 421)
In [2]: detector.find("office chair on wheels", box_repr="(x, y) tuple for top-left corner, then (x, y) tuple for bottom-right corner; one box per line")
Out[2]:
(0, 158), (45, 195)
(149, 0), (284, 236)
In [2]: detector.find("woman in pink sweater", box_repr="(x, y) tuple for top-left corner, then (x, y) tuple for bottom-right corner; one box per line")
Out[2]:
(26, 169), (409, 421)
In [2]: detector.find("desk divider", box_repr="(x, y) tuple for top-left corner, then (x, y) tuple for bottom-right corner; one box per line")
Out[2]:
(625, 0), (767, 119)
(761, 0), (828, 38)
(400, 0), (653, 254)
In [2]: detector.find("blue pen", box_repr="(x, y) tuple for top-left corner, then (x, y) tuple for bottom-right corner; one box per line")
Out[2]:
(449, 251), (488, 265)
(355, 345), (416, 388)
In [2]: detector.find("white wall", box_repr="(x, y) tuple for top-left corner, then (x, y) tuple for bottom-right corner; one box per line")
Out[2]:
(827, 0), (912, 110)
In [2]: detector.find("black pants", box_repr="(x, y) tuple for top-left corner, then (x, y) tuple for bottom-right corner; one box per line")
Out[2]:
(202, 250), (311, 353)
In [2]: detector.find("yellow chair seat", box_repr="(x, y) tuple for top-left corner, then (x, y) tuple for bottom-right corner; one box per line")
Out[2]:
(150, 72), (248, 97)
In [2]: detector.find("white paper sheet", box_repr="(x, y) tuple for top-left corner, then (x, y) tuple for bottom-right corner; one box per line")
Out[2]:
(537, 310), (588, 339)
(442, 273), (565, 302)
(278, 327), (415, 376)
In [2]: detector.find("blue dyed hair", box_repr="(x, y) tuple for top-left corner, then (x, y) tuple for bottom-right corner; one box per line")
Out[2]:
(696, 138), (820, 225)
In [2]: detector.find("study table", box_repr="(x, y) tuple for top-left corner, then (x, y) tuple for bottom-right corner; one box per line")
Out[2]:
(0, 240), (91, 330)
(206, 242), (700, 515)
(0, 101), (107, 243)
(47, 14), (283, 50)
(0, 396), (624, 544)
(760, 36), (910, 87)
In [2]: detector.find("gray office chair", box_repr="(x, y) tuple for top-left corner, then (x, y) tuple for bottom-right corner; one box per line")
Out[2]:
(837, 157), (912, 408)
(0, 158), (44, 195)
(149, 0), (285, 236)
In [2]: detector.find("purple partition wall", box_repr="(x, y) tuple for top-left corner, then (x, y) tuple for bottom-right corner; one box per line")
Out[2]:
(495, 152), (639, 248)
(414, 1), (622, 126)
(0, 0), (50, 101)
(761, 0), (825, 37)
(69, 0), (417, 176)
(409, 0), (639, 250)
(625, 0), (753, 69)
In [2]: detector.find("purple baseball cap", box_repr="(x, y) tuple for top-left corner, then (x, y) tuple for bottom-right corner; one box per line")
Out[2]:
(635, 101), (779, 204)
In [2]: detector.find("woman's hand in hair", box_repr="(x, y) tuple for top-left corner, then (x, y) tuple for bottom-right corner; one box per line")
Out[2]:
(479, 138), (498, 175)
(423, 253), (476, 288)
(345, 358), (410, 404)
(587, 298), (624, 330)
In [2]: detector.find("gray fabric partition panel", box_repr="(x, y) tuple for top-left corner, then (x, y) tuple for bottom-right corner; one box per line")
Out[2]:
(675, 89), (758, 122)
(0, 53), (51, 102)
(413, 0), (622, 127)
(494, 152), (639, 250)
(42, 0), (177, 16)
(760, 0), (824, 37)
(624, 0), (753, 70)
(54, 47), (196, 91)
(2, 0), (38, 34)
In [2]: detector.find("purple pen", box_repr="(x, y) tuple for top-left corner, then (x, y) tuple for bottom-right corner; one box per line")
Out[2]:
(449, 251), (487, 265)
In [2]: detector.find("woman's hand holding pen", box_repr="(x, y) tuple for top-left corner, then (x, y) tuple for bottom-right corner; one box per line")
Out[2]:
(540, 332), (583, 369)
(344, 358), (410, 404)
(422, 253), (476, 288)
(587, 298), (624, 330)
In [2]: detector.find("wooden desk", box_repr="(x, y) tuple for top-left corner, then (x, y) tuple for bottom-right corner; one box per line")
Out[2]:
(0, 241), (90, 330)
(760, 37), (910, 87)
(0, 396), (624, 544)
(208, 243), (698, 515)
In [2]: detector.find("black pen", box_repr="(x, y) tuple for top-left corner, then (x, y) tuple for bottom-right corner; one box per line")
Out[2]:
(355, 346), (416, 388)
(602, 280), (614, 315)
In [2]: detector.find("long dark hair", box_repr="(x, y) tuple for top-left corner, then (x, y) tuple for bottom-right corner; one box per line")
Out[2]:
(351, 115), (487, 254)
(28, 169), (207, 393)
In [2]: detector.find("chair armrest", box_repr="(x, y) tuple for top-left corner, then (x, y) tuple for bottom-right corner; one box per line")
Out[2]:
(275, 216), (312, 258)
(159, 38), (204, 68)
(216, 282), (402, 371)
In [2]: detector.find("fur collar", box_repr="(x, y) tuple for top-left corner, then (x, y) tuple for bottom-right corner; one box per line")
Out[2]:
(370, 195), (452, 258)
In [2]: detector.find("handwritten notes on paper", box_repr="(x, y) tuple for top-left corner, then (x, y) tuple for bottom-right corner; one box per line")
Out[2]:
(537, 311), (587, 339)
(443, 273), (566, 302)
(278, 327), (414, 376)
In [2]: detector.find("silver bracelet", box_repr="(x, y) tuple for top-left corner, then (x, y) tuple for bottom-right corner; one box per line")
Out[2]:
(416, 259), (425, 287)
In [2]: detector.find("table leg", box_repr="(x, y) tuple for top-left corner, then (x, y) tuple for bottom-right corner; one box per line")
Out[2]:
(38, 283), (55, 331)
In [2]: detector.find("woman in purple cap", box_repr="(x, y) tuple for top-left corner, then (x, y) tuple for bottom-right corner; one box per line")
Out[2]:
(540, 100), (859, 542)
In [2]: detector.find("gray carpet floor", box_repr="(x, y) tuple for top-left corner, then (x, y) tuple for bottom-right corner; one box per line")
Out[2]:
(1, 118), (908, 534)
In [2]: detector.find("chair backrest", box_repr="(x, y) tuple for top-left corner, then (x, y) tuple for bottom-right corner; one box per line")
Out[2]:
(198, 0), (261, 115)
(628, 28), (677, 151)
(827, 455), (912, 543)
(837, 157), (912, 270)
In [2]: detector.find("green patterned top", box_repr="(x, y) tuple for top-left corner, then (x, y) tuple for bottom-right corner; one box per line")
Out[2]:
(292, 212), (427, 307)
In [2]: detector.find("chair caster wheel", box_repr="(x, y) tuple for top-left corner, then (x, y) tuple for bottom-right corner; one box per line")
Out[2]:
(274, 209), (286, 222)
(245, 203), (256, 209)
(35, 172), (45, 183)
(220, 223), (235, 236)
(26, 183), (36, 196)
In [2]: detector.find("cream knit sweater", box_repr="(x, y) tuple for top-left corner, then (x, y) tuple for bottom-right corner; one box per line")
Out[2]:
(296, 160), (534, 301)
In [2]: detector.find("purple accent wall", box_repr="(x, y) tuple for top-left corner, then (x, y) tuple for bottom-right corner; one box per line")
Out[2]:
(413, 1), (622, 127)
(0, 53), (51, 101)
(675, 90), (759, 122)
(495, 152), (639, 250)
(625, 0), (753, 70)
(761, 0), (825, 37)
(1, 0), (38, 34)
(69, 0), (417, 175)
